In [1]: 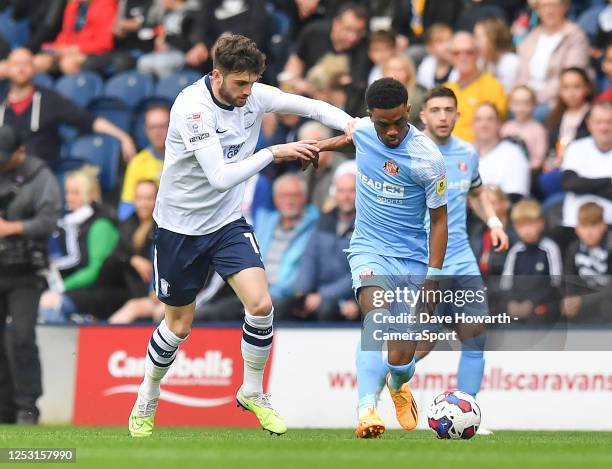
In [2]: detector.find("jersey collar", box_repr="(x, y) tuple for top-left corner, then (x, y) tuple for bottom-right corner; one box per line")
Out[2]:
(205, 74), (234, 111)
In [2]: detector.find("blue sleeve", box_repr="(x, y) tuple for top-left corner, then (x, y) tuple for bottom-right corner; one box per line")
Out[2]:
(417, 149), (447, 208)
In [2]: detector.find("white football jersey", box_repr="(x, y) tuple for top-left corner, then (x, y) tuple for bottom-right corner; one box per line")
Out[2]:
(154, 74), (352, 235)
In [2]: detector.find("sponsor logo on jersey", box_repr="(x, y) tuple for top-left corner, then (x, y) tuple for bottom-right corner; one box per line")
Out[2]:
(458, 160), (468, 172)
(383, 160), (399, 176)
(244, 109), (256, 129)
(358, 172), (405, 197)
(447, 179), (471, 192)
(160, 278), (170, 296)
(436, 177), (447, 195)
(224, 143), (244, 159)
(189, 133), (210, 143)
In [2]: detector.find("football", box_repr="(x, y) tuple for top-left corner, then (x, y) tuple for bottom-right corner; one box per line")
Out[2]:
(427, 391), (481, 440)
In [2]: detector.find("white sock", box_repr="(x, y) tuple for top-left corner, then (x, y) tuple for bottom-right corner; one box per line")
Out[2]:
(240, 308), (273, 395)
(139, 318), (187, 401)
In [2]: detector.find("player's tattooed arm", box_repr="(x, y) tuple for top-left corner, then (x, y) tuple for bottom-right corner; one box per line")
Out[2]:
(468, 186), (509, 252)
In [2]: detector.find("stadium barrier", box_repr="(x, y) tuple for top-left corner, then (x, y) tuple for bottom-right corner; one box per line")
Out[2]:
(37, 325), (612, 430)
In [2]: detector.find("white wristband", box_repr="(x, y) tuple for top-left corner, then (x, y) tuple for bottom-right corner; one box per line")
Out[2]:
(487, 216), (503, 229)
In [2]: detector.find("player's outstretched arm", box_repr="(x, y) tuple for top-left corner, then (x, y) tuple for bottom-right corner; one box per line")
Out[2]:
(195, 140), (318, 192)
(300, 135), (354, 171)
(468, 185), (509, 252)
(428, 204), (448, 271)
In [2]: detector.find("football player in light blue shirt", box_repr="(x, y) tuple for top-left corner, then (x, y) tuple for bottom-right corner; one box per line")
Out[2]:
(316, 78), (448, 438)
(418, 87), (509, 433)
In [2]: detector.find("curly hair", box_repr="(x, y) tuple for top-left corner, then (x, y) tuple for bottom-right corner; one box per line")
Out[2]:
(365, 77), (408, 110)
(212, 34), (266, 75)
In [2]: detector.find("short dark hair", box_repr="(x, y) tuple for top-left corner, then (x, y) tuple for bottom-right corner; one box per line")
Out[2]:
(212, 34), (266, 75)
(336, 3), (369, 21)
(369, 30), (396, 47)
(423, 86), (458, 108)
(365, 77), (408, 110)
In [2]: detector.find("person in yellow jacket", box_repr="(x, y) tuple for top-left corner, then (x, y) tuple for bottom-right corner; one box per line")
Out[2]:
(445, 31), (507, 142)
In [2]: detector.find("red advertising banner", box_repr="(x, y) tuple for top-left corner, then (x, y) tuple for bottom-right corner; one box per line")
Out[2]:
(73, 326), (268, 426)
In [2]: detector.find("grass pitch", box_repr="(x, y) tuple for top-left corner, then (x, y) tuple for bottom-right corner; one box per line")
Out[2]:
(0, 426), (610, 469)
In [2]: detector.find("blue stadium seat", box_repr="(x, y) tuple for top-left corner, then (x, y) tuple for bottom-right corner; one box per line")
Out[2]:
(55, 72), (104, 108)
(0, 8), (29, 48)
(69, 134), (121, 192)
(104, 70), (154, 109)
(88, 97), (132, 132)
(33, 73), (54, 89)
(154, 70), (201, 102)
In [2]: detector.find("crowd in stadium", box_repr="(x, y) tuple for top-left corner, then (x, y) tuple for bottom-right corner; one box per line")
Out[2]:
(0, 0), (611, 327)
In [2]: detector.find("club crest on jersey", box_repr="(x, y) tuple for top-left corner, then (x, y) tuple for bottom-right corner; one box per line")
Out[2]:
(458, 160), (468, 172)
(436, 177), (447, 195)
(383, 160), (399, 176)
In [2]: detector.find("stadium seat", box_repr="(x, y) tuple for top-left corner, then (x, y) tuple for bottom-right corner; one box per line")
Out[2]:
(69, 134), (121, 192)
(0, 8), (29, 48)
(88, 97), (132, 133)
(104, 70), (154, 109)
(55, 72), (104, 108)
(33, 73), (54, 89)
(154, 70), (201, 102)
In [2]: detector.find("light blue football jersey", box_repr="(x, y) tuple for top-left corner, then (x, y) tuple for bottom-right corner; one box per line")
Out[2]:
(426, 136), (482, 271)
(348, 118), (447, 265)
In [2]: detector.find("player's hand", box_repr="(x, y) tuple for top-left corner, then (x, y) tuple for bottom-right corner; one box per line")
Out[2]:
(490, 226), (509, 252)
(344, 118), (359, 143)
(270, 140), (319, 165)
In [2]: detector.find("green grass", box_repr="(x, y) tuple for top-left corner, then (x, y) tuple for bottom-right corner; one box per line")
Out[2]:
(0, 426), (610, 469)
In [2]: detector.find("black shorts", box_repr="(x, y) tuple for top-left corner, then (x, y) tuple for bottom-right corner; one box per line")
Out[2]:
(153, 217), (264, 306)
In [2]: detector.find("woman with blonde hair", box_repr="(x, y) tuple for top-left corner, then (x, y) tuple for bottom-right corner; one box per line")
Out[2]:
(474, 17), (519, 93)
(382, 54), (427, 127)
(39, 165), (119, 322)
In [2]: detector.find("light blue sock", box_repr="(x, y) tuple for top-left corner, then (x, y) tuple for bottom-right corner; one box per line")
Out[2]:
(386, 357), (415, 391)
(457, 335), (486, 397)
(356, 309), (389, 415)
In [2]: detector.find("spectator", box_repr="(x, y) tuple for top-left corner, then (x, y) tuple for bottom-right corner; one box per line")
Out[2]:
(473, 102), (530, 199)
(298, 121), (348, 208)
(274, 0), (333, 40)
(416, 23), (454, 90)
(474, 17), (519, 93)
(0, 48), (136, 169)
(85, 0), (159, 75)
(10, 0), (67, 54)
(305, 54), (352, 111)
(292, 172), (358, 321)
(516, 0), (590, 121)
(511, 0), (539, 45)
(382, 54), (426, 127)
(255, 174), (319, 318)
(455, 0), (506, 32)
(596, 42), (612, 101)
(546, 67), (593, 166)
(38, 166), (119, 323)
(282, 3), (370, 96)
(186, 0), (272, 71)
(33, 0), (118, 75)
(562, 202), (612, 322)
(391, 0), (463, 51)
(501, 199), (563, 324)
(0, 125), (61, 424)
(136, 0), (198, 79)
(367, 30), (396, 85)
(501, 85), (549, 170)
(92, 180), (159, 322)
(119, 104), (170, 220)
(561, 100), (612, 229)
(445, 32), (507, 143)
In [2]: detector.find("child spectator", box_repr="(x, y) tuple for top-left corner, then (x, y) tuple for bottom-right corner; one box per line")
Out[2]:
(562, 202), (612, 322)
(416, 24), (454, 90)
(474, 17), (519, 93)
(501, 199), (563, 324)
(546, 67), (593, 166)
(367, 30), (396, 85)
(502, 85), (549, 170)
(596, 43), (612, 101)
(383, 54), (426, 127)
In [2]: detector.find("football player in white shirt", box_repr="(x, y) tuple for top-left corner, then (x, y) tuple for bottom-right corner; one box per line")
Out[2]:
(128, 34), (355, 437)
